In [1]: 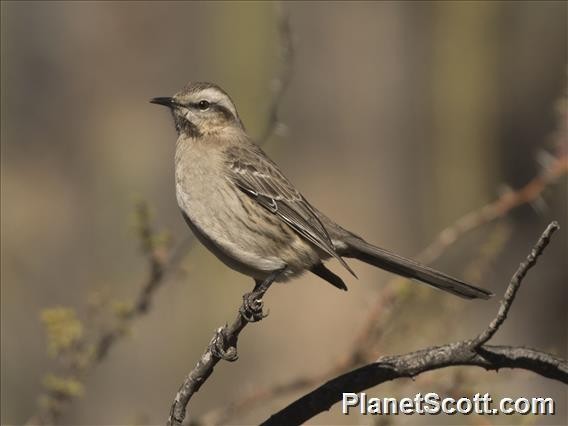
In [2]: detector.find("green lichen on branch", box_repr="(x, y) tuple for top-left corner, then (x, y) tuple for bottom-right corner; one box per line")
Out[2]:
(131, 197), (172, 259)
(42, 374), (85, 398)
(40, 307), (84, 358)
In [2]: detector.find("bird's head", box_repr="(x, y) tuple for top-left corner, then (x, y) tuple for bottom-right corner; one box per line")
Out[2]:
(150, 82), (243, 138)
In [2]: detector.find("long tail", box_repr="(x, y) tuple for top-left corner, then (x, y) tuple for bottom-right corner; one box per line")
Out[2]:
(341, 235), (493, 300)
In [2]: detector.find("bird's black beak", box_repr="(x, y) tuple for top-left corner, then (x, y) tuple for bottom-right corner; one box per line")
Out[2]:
(150, 97), (175, 108)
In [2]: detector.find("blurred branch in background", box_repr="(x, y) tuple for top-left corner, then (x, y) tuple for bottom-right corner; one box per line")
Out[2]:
(27, 5), (294, 425)
(258, 2), (294, 144)
(197, 92), (568, 425)
(27, 200), (177, 425)
(419, 150), (567, 265)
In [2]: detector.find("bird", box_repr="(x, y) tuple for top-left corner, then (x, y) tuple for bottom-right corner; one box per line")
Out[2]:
(150, 82), (493, 303)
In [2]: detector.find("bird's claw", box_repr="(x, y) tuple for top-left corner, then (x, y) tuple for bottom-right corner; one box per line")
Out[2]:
(240, 291), (268, 322)
(210, 327), (238, 362)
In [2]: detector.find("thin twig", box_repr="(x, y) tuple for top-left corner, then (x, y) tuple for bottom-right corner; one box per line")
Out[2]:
(419, 154), (567, 265)
(261, 222), (565, 425)
(471, 221), (559, 347)
(258, 4), (294, 145)
(354, 154), (567, 357)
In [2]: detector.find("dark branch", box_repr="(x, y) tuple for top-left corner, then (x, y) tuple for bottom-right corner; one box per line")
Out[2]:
(261, 344), (567, 426)
(471, 221), (559, 347)
(261, 222), (565, 425)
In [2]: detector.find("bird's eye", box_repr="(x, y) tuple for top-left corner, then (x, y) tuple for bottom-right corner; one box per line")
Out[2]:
(198, 100), (210, 110)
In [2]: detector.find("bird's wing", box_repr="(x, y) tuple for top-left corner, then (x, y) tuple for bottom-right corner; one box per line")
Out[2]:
(225, 144), (356, 277)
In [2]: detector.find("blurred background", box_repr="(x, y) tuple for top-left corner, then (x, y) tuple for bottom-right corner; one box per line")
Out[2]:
(1, 1), (567, 425)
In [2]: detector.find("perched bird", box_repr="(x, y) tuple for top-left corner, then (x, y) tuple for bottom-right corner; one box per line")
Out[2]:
(150, 82), (493, 301)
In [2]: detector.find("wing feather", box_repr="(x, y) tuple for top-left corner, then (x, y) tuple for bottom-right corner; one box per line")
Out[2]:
(226, 144), (355, 277)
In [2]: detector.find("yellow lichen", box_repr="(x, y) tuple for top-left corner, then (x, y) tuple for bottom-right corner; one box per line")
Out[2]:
(42, 374), (84, 398)
(40, 307), (84, 357)
(111, 300), (135, 319)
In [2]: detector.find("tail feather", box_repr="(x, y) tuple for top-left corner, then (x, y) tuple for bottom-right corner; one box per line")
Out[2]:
(311, 262), (348, 291)
(342, 236), (493, 300)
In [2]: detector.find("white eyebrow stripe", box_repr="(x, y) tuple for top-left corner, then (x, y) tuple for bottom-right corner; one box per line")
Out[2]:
(196, 87), (238, 118)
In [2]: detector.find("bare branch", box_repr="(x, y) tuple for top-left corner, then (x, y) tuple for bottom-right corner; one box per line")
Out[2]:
(471, 221), (559, 347)
(262, 344), (567, 426)
(261, 222), (566, 425)
(168, 275), (278, 426)
(419, 154), (567, 265)
(199, 149), (566, 424)
(258, 4), (294, 145)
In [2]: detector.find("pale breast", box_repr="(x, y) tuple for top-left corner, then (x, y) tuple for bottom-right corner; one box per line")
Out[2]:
(175, 139), (303, 278)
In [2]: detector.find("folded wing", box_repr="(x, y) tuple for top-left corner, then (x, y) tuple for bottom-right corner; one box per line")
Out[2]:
(225, 144), (356, 277)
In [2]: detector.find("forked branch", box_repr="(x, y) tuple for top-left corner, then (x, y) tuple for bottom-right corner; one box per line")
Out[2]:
(261, 222), (566, 425)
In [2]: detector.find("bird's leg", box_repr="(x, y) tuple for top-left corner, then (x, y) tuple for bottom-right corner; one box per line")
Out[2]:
(211, 269), (285, 362)
(240, 268), (285, 322)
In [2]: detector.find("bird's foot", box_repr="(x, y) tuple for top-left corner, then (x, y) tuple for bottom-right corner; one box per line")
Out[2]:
(240, 291), (268, 322)
(239, 268), (284, 322)
(210, 327), (238, 362)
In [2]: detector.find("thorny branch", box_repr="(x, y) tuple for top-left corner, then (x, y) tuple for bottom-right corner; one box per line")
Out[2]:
(261, 222), (566, 425)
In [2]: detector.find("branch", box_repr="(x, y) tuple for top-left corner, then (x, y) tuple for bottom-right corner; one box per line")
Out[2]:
(261, 222), (566, 425)
(419, 153), (567, 265)
(94, 201), (196, 363)
(28, 201), (191, 425)
(471, 221), (558, 347)
(167, 276), (276, 426)
(198, 149), (566, 424)
(262, 344), (567, 426)
(258, 4), (294, 145)
(351, 154), (567, 361)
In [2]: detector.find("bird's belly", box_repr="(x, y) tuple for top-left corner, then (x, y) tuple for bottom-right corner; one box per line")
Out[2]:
(177, 179), (319, 281)
(182, 212), (285, 278)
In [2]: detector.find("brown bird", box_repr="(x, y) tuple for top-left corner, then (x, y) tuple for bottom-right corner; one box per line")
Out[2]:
(151, 82), (493, 302)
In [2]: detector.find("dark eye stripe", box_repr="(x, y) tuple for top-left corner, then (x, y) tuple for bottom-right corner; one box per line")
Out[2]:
(188, 101), (206, 109)
(187, 101), (236, 122)
(213, 104), (235, 120)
